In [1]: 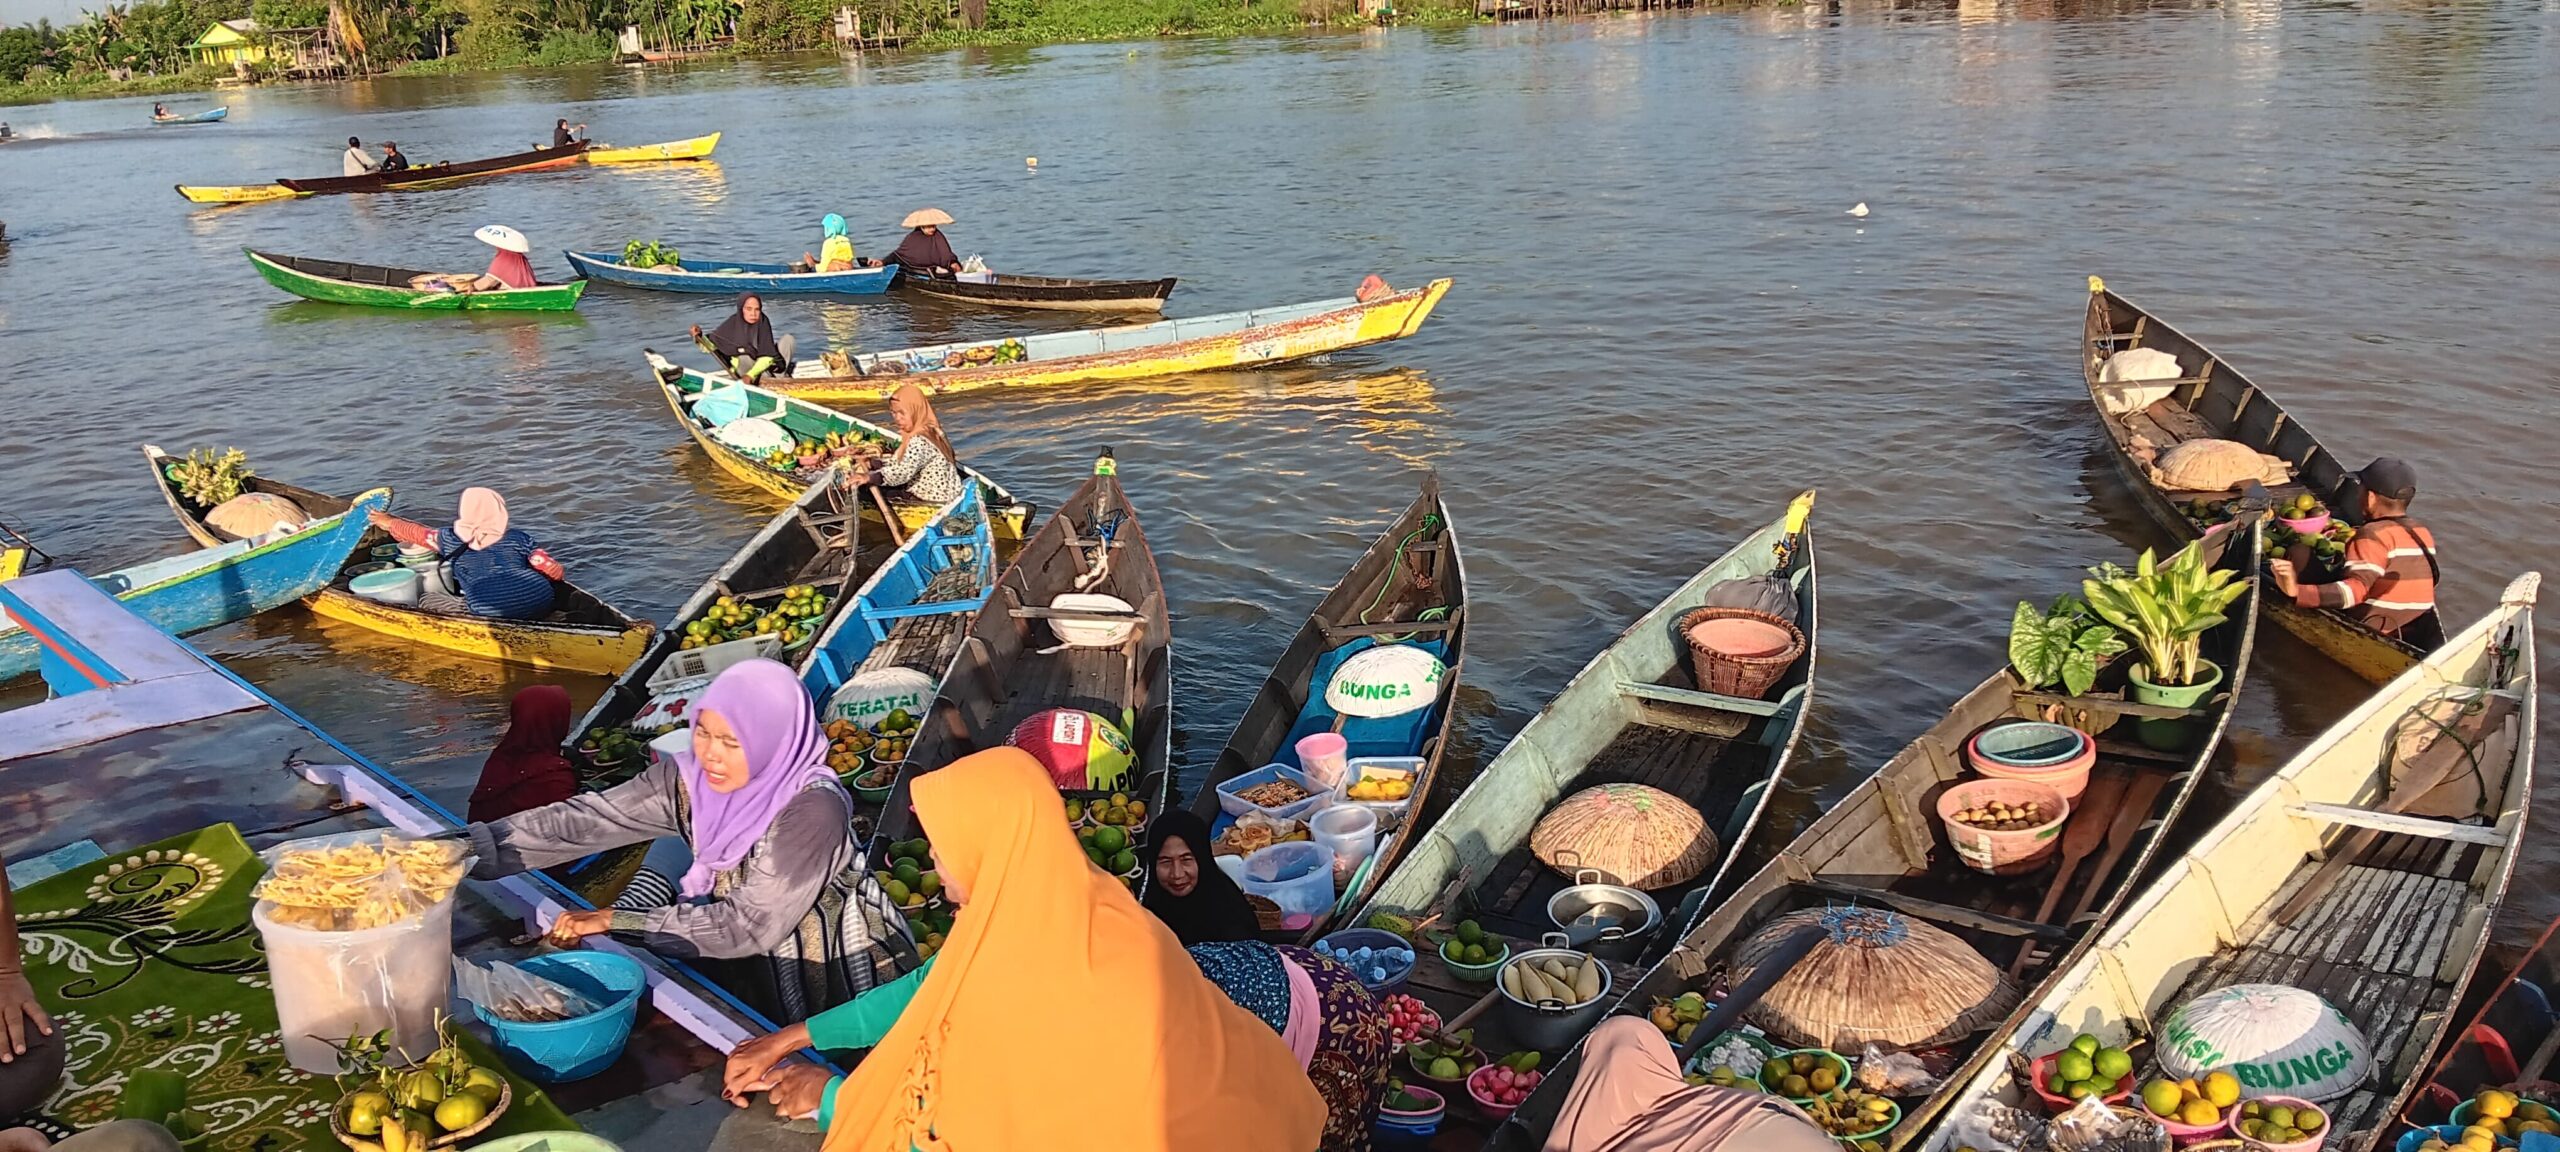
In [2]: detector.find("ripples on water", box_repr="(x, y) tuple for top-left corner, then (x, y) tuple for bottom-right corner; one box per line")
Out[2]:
(2, 0), (2554, 939)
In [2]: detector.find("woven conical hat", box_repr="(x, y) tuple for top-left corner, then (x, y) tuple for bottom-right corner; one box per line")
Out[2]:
(1732, 906), (2017, 1050)
(1529, 783), (1718, 890)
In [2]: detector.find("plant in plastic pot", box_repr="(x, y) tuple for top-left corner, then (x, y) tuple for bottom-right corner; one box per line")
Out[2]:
(2082, 542), (2247, 750)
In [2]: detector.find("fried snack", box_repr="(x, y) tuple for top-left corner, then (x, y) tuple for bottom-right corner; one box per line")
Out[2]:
(255, 837), (470, 930)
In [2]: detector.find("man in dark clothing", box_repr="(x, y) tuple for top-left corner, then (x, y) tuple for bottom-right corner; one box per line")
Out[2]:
(378, 142), (410, 173)
(551, 119), (586, 148)
(2270, 457), (2443, 648)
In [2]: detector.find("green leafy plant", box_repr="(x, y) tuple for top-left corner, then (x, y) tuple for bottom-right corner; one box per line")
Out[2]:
(2080, 542), (2248, 688)
(2009, 594), (2124, 696)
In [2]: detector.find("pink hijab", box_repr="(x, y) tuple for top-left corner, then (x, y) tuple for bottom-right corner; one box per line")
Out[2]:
(452, 487), (510, 550)
(1541, 1018), (1835, 1152)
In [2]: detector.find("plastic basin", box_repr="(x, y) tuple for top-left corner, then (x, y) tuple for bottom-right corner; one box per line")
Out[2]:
(2026, 1051), (2136, 1114)
(1438, 938), (1510, 983)
(349, 566), (422, 606)
(1767, 1048), (1850, 1105)
(1966, 722), (2097, 800)
(2401, 1125), (2518, 1151)
(1237, 841), (1335, 929)
(1937, 779), (2070, 876)
(1685, 616), (1795, 660)
(1315, 927), (1417, 994)
(2279, 513), (2332, 536)
(2232, 1095), (2328, 1151)
(473, 951), (647, 1083)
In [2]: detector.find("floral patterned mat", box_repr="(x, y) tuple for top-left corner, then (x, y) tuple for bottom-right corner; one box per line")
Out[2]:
(12, 824), (573, 1152)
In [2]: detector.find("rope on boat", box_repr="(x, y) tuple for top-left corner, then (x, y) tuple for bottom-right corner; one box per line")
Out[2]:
(1357, 513), (1446, 643)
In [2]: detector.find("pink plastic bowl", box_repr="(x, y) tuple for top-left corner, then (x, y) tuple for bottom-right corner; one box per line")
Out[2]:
(1967, 724), (2099, 801)
(2233, 1095), (2328, 1151)
(1937, 779), (2070, 876)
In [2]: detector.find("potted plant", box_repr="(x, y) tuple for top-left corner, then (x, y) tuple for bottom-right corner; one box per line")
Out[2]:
(2081, 542), (2248, 749)
(2009, 594), (2124, 697)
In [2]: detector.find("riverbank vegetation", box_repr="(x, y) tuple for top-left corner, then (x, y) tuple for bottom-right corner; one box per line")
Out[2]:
(0, 0), (1474, 105)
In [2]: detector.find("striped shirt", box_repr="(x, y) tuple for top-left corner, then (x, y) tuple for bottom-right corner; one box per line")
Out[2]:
(434, 527), (558, 620)
(2296, 516), (2436, 635)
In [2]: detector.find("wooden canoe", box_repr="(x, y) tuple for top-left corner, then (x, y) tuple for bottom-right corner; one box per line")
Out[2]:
(1478, 519), (2265, 1152)
(176, 182), (304, 205)
(648, 358), (1036, 544)
(2083, 279), (2424, 685)
(1191, 475), (1466, 942)
(563, 250), (898, 295)
(150, 106), (227, 124)
(141, 445), (651, 675)
(705, 278), (1454, 404)
(900, 272), (1178, 313)
(586, 132), (720, 164)
(2404, 911), (2560, 1124)
(0, 482), (386, 683)
(563, 475), (872, 785)
(276, 141), (592, 195)
(247, 250), (587, 312)
(1360, 491), (1814, 969)
(866, 452), (1172, 880)
(1919, 572), (2538, 1152)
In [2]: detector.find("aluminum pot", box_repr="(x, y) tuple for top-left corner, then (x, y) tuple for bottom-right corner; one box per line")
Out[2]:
(1494, 947), (1614, 1053)
(1543, 871), (1662, 963)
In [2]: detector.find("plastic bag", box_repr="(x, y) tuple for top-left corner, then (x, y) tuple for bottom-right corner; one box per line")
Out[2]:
(1944, 1098), (2044, 1152)
(454, 957), (602, 1023)
(1855, 1043), (1946, 1096)
(2044, 1094), (2167, 1152)
(253, 830), (473, 932)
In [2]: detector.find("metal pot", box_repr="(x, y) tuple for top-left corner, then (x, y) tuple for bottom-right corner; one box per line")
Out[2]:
(1543, 871), (1662, 963)
(1493, 947), (1614, 1053)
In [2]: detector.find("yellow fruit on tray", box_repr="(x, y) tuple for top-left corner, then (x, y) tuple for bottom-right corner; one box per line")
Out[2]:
(2203, 1069), (2241, 1108)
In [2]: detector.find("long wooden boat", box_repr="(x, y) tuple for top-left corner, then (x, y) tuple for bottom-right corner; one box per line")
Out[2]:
(2404, 911), (2560, 1125)
(278, 141), (591, 195)
(693, 277), (1455, 404)
(1192, 475), (1466, 942)
(150, 106), (226, 124)
(586, 131), (720, 164)
(246, 249), (587, 312)
(563, 250), (898, 295)
(867, 451), (1172, 874)
(1361, 491), (1814, 967)
(142, 445), (651, 676)
(0, 484), (385, 682)
(648, 359), (1036, 543)
(900, 272), (1178, 313)
(1919, 572), (2538, 1152)
(175, 182), (303, 205)
(564, 475), (872, 783)
(2083, 278), (2423, 685)
(0, 569), (769, 1125)
(1477, 519), (2265, 1152)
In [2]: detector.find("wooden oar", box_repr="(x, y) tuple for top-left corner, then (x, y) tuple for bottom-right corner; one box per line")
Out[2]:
(2063, 770), (2170, 929)
(865, 484), (907, 546)
(1676, 921), (1827, 1066)
(2008, 766), (2130, 976)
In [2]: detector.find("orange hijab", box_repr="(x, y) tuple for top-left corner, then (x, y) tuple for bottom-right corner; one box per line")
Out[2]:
(821, 749), (1324, 1152)
(888, 384), (957, 466)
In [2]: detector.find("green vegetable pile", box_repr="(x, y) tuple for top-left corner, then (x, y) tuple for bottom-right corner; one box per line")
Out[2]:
(621, 239), (682, 269)
(165, 447), (253, 507)
(678, 586), (831, 650)
(577, 728), (644, 765)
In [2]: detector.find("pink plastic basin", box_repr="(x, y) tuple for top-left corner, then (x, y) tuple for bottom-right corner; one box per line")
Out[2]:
(1937, 779), (2069, 875)
(1685, 617), (1794, 661)
(1967, 724), (2099, 801)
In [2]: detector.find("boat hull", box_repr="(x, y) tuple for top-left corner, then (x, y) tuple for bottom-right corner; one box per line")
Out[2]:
(901, 273), (1177, 312)
(278, 142), (592, 195)
(143, 447), (650, 675)
(586, 132), (720, 164)
(0, 489), (386, 682)
(651, 364), (1035, 544)
(177, 183), (303, 205)
(150, 107), (227, 124)
(747, 277), (1453, 403)
(248, 250), (587, 312)
(2082, 282), (2421, 684)
(564, 250), (898, 294)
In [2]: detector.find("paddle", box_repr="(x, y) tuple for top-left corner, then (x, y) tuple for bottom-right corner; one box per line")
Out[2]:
(2007, 766), (2130, 976)
(865, 483), (907, 547)
(2063, 770), (2170, 929)
(1675, 920), (1827, 1067)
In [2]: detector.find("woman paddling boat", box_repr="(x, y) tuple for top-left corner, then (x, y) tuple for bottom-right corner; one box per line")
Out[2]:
(692, 293), (795, 384)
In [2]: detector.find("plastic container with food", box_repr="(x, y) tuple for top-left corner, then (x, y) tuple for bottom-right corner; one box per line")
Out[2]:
(1215, 763), (1330, 822)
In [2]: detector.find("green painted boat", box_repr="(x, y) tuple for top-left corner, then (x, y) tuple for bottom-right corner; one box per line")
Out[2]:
(246, 248), (587, 311)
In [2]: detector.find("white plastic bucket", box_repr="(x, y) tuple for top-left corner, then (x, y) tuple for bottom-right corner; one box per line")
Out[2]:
(348, 566), (422, 606)
(1239, 841), (1336, 928)
(1309, 805), (1380, 875)
(254, 894), (456, 1072)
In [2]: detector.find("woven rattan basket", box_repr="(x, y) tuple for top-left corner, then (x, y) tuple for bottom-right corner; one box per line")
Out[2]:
(1676, 606), (1805, 700)
(1732, 906), (2018, 1050)
(1530, 784), (1719, 891)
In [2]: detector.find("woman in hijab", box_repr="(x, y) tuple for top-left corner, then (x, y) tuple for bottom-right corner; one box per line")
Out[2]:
(466, 659), (917, 1022)
(719, 748), (1325, 1152)
(799, 214), (857, 273)
(1140, 809), (1258, 946)
(1541, 1017), (1834, 1152)
(868, 208), (960, 278)
(855, 385), (967, 511)
(466, 685), (577, 823)
(691, 294), (795, 384)
(1190, 941), (1395, 1152)
(369, 488), (560, 620)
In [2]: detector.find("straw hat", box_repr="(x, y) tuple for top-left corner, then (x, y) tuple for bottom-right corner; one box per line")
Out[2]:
(474, 225), (530, 254)
(1732, 906), (2017, 1051)
(900, 208), (955, 229)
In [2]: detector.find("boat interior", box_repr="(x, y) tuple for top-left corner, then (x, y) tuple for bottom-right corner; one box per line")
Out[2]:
(831, 292), (1366, 372)
(256, 250), (448, 286)
(870, 471), (1173, 850)
(799, 483), (995, 712)
(2085, 289), (2346, 508)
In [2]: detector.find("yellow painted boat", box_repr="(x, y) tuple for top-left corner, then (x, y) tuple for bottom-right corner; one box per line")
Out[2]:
(586, 132), (721, 164)
(175, 182), (304, 204)
(698, 277), (1452, 404)
(143, 445), (653, 675)
(645, 362), (1036, 544)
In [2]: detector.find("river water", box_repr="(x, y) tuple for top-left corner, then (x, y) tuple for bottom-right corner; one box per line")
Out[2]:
(2, 1), (2555, 941)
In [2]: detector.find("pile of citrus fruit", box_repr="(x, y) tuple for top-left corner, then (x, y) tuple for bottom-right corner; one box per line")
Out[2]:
(2043, 1030), (2134, 1101)
(336, 1024), (505, 1152)
(2136, 1068), (2240, 1126)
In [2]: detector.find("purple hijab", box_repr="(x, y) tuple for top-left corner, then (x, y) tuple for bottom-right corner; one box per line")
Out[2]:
(671, 658), (833, 898)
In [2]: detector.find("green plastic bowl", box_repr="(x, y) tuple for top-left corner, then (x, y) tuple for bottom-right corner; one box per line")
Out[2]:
(1439, 938), (1510, 983)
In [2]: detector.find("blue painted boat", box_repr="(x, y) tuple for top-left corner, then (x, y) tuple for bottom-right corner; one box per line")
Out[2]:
(562, 249), (899, 295)
(150, 106), (228, 124)
(798, 481), (997, 719)
(0, 488), (386, 681)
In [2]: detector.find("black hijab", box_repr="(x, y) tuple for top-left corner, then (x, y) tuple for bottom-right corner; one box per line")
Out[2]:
(1141, 810), (1259, 946)
(707, 294), (783, 362)
(885, 228), (959, 273)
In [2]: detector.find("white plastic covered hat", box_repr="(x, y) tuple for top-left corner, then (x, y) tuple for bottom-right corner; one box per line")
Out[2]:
(474, 225), (531, 254)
